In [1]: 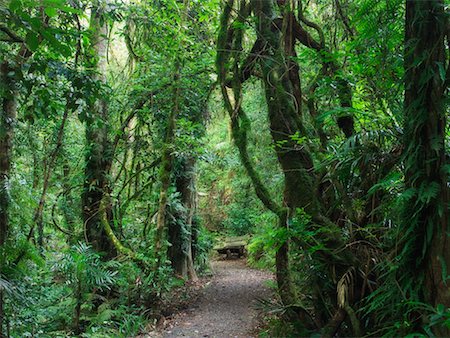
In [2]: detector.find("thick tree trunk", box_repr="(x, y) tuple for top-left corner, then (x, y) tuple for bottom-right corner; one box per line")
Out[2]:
(253, 0), (321, 309)
(403, 0), (449, 326)
(254, 1), (319, 216)
(0, 60), (16, 338)
(282, 11), (302, 120)
(82, 3), (115, 256)
(168, 158), (198, 280)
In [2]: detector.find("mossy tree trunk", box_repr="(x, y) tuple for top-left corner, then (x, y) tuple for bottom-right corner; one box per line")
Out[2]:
(253, 0), (321, 307)
(0, 61), (16, 249)
(0, 60), (17, 337)
(218, 0), (357, 330)
(82, 1), (115, 256)
(403, 0), (449, 331)
(168, 157), (197, 280)
(154, 61), (180, 270)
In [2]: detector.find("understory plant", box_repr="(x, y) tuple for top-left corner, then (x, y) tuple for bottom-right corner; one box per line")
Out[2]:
(53, 243), (116, 334)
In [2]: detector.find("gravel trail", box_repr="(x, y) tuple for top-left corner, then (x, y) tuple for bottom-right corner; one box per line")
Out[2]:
(162, 259), (273, 338)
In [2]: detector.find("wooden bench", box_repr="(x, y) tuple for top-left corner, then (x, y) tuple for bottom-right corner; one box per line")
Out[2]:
(214, 236), (249, 258)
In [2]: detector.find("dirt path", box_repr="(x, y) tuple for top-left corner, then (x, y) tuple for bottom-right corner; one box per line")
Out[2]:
(162, 259), (273, 338)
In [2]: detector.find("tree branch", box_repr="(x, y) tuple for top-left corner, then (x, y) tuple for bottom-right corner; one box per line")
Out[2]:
(297, 0), (325, 48)
(217, 0), (283, 217)
(0, 24), (24, 43)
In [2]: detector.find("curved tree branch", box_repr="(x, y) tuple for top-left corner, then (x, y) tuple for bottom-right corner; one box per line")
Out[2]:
(217, 0), (283, 217)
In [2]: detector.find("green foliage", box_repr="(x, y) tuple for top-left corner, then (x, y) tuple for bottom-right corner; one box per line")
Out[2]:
(0, 0), (448, 336)
(4, 247), (151, 337)
(247, 222), (276, 269)
(222, 207), (254, 235)
(54, 243), (116, 294)
(258, 315), (302, 338)
(193, 223), (215, 274)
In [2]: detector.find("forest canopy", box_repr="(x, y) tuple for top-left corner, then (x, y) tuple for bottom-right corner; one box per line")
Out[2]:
(0, 0), (448, 337)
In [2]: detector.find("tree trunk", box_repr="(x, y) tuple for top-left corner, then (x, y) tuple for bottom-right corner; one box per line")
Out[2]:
(253, 0), (321, 309)
(281, 10), (302, 120)
(403, 0), (449, 328)
(154, 61), (180, 269)
(62, 158), (76, 242)
(34, 108), (69, 248)
(0, 60), (17, 337)
(168, 158), (198, 280)
(82, 2), (115, 256)
(0, 61), (16, 247)
(217, 0), (357, 330)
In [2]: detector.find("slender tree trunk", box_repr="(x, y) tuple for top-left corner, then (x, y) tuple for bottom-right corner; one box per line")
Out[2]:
(34, 108), (69, 248)
(82, 2), (115, 256)
(0, 290), (2, 338)
(154, 61), (180, 269)
(73, 279), (82, 334)
(290, 7), (355, 137)
(62, 158), (76, 242)
(0, 60), (17, 336)
(403, 0), (449, 330)
(0, 61), (16, 247)
(28, 125), (40, 190)
(281, 10), (302, 120)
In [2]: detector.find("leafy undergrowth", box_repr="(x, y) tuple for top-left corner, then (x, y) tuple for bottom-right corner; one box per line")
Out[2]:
(5, 243), (214, 338)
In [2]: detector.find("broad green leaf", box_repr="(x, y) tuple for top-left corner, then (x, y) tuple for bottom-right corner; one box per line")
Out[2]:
(44, 7), (58, 17)
(25, 31), (39, 51)
(9, 0), (21, 12)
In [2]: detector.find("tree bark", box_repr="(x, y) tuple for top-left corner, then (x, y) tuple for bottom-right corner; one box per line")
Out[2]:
(253, 0), (320, 309)
(154, 61), (180, 270)
(0, 61), (16, 247)
(168, 158), (198, 280)
(281, 10), (303, 120)
(62, 158), (76, 242)
(82, 2), (115, 256)
(403, 0), (449, 329)
(0, 59), (16, 338)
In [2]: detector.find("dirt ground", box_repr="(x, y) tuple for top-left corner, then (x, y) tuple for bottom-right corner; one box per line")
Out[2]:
(158, 258), (274, 338)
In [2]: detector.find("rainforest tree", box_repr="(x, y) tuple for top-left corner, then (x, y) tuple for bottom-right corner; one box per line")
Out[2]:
(81, 0), (115, 256)
(402, 0), (449, 324)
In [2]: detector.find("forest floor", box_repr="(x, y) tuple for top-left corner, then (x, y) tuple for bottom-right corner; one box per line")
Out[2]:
(148, 258), (274, 337)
